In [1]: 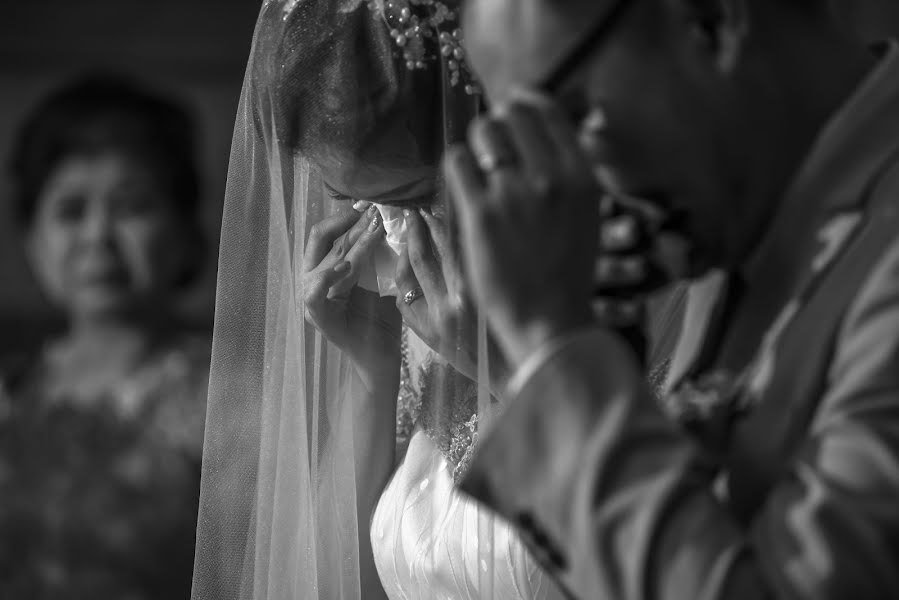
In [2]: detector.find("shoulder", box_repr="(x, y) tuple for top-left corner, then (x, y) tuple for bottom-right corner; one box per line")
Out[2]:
(151, 331), (212, 390)
(136, 333), (211, 456)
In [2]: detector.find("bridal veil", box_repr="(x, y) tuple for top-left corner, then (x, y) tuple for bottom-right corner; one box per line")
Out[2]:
(189, 1), (513, 598)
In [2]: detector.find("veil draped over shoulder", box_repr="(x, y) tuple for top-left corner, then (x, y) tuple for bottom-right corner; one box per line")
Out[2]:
(190, 1), (542, 598)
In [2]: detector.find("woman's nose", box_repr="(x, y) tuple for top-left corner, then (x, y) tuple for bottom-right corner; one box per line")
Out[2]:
(78, 203), (115, 244)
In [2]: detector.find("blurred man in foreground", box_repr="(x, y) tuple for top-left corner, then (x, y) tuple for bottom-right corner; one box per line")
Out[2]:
(448, 1), (899, 598)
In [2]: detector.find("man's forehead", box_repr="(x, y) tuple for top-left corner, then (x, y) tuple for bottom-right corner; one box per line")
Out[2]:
(462, 0), (623, 103)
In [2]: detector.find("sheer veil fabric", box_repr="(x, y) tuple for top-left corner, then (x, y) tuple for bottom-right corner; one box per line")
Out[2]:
(192, 1), (561, 598)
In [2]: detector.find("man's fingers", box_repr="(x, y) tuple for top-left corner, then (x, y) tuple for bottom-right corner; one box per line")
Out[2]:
(518, 90), (593, 175)
(497, 99), (559, 191)
(469, 116), (519, 175)
(445, 144), (487, 227)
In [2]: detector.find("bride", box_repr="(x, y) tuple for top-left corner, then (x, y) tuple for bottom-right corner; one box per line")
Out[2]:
(191, 1), (568, 598)
(192, 1), (680, 598)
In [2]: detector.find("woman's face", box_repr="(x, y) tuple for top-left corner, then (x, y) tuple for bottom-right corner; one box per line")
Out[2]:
(308, 55), (443, 206)
(316, 155), (438, 207)
(26, 152), (190, 322)
(312, 106), (442, 205)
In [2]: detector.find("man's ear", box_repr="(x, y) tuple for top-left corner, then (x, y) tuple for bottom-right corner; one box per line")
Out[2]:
(679, 0), (749, 73)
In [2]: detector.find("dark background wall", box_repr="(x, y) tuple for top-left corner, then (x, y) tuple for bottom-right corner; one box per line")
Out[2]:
(837, 0), (899, 42)
(0, 0), (261, 352)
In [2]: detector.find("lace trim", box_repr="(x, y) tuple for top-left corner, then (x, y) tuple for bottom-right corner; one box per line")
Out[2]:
(395, 328), (480, 481)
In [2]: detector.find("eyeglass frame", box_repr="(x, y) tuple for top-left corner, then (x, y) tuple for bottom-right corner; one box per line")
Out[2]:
(538, 0), (635, 94)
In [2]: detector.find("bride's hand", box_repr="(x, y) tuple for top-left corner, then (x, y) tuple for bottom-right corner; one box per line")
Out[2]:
(394, 207), (502, 383)
(302, 206), (402, 392)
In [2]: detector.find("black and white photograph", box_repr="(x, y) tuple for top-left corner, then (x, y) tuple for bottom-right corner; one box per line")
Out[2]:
(3, 1), (899, 599)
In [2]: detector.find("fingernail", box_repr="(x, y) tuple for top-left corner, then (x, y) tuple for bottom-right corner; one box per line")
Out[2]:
(418, 207), (431, 219)
(334, 261), (350, 273)
(403, 209), (412, 218)
(582, 106), (607, 133)
(353, 200), (370, 212)
(368, 214), (381, 232)
(368, 204), (379, 215)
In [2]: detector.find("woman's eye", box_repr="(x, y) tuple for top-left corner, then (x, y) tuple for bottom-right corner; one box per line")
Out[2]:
(325, 187), (353, 201)
(52, 195), (86, 223)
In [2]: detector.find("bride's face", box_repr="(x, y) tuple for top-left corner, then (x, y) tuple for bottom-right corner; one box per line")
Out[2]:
(314, 147), (438, 208)
(309, 69), (443, 206)
(267, 2), (445, 206)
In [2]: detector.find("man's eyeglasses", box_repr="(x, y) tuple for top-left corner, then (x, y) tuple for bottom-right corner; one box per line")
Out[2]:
(538, 0), (634, 94)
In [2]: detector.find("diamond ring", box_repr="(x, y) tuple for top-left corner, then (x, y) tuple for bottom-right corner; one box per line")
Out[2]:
(403, 286), (425, 305)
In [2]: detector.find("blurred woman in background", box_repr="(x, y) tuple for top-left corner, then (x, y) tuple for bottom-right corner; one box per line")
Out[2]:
(0, 75), (209, 599)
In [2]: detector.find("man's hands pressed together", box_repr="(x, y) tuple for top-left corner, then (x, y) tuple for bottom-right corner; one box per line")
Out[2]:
(445, 92), (602, 368)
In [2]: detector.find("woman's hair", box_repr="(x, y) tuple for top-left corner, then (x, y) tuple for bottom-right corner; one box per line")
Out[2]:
(7, 74), (206, 286)
(8, 74), (201, 228)
(252, 0), (404, 156)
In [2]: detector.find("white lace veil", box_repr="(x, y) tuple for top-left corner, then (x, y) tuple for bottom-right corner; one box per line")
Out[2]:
(190, 1), (503, 598)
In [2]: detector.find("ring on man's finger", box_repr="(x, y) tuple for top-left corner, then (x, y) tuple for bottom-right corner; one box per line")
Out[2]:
(476, 152), (517, 173)
(403, 286), (425, 305)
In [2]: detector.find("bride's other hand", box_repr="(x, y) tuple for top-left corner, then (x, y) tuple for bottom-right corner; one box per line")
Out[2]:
(394, 207), (498, 382)
(302, 205), (402, 391)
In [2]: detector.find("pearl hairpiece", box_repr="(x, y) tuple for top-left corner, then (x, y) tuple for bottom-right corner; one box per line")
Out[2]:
(374, 0), (480, 94)
(275, 0), (479, 94)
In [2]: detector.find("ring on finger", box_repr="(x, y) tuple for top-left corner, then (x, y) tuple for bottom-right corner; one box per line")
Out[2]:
(403, 286), (425, 305)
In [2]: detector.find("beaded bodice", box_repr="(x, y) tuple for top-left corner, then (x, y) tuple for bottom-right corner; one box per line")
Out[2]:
(395, 327), (481, 482)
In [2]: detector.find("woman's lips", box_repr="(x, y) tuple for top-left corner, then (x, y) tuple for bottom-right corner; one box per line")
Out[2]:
(75, 262), (129, 286)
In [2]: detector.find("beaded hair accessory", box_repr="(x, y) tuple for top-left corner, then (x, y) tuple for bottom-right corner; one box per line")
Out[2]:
(373, 0), (480, 94)
(277, 0), (478, 93)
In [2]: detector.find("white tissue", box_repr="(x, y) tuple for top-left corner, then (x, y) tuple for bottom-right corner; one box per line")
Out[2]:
(357, 204), (408, 297)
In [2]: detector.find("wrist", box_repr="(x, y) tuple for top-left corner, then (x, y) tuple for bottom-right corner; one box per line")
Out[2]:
(493, 306), (595, 369)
